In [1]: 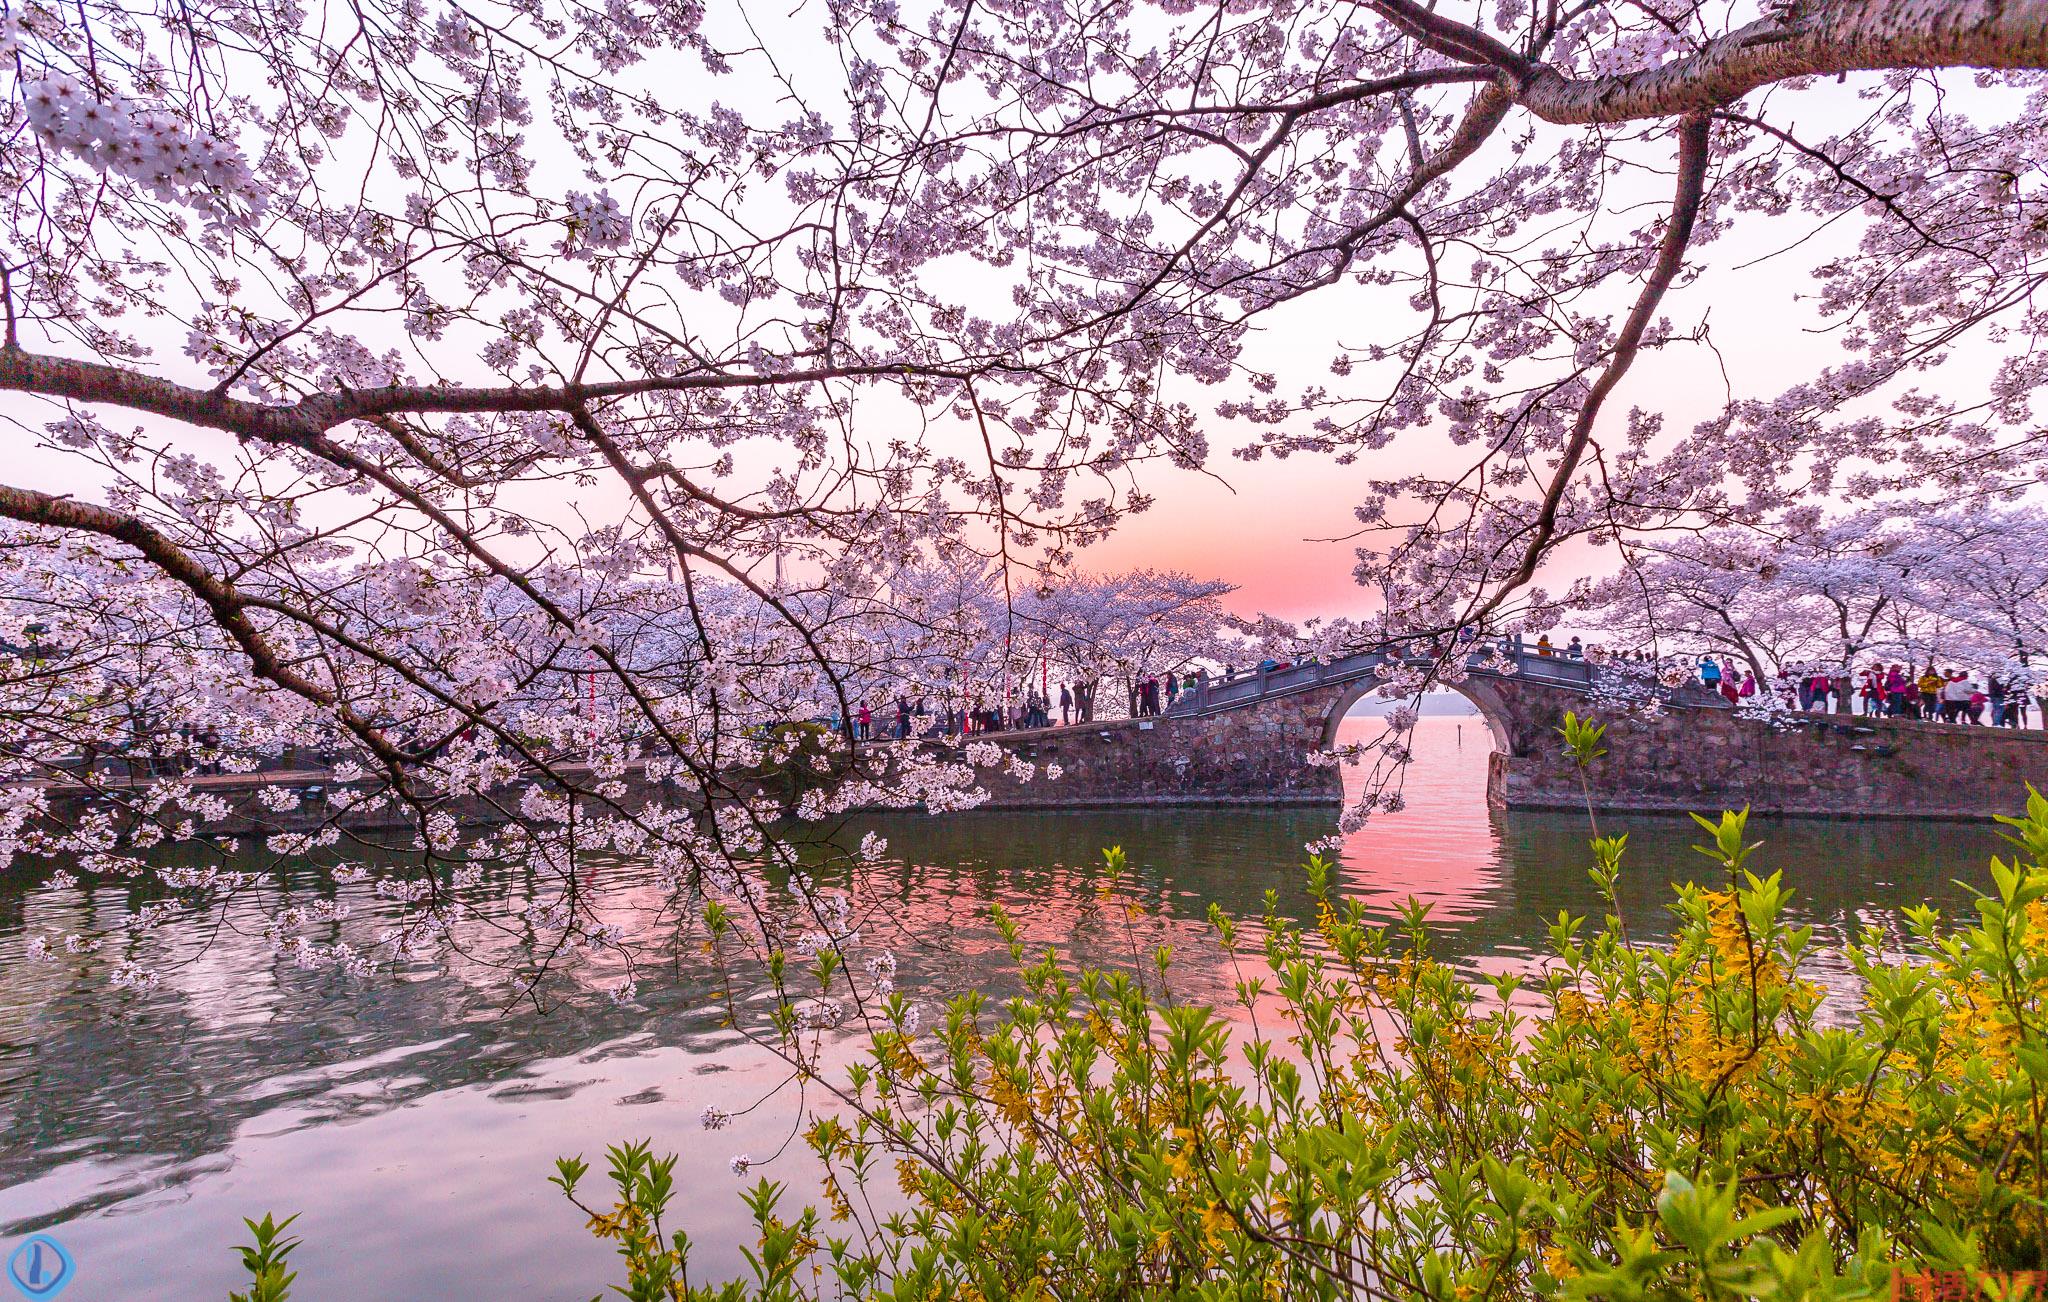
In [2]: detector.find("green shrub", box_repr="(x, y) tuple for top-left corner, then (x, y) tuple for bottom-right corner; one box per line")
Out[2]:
(559, 789), (2048, 1300)
(228, 1212), (300, 1302)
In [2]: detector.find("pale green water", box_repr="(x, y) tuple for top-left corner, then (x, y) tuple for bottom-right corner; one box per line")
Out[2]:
(0, 718), (2006, 1298)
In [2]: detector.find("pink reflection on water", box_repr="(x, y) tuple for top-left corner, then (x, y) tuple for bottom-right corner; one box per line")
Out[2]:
(1331, 714), (1505, 924)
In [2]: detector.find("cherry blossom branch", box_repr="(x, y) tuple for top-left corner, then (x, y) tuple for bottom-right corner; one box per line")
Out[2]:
(1469, 111), (1713, 628)
(1373, 0), (2048, 124)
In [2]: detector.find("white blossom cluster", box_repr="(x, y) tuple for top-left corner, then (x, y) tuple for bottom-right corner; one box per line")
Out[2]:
(18, 69), (263, 221)
(561, 189), (632, 256)
(1584, 656), (1676, 720)
(795, 998), (847, 1031)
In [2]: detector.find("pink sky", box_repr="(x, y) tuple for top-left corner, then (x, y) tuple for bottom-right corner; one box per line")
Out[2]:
(1072, 332), (1754, 623)
(1079, 453), (1377, 620)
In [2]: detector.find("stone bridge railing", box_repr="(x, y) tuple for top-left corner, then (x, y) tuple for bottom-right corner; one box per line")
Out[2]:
(1168, 642), (1593, 718)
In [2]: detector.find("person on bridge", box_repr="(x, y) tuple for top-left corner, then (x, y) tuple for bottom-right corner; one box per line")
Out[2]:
(1943, 676), (1965, 723)
(1565, 636), (1584, 660)
(1939, 673), (1969, 723)
(1699, 656), (1721, 693)
(1881, 665), (1910, 716)
(1059, 684), (1072, 726)
(1165, 671), (1180, 708)
(1536, 634), (1554, 657)
(1917, 666), (1944, 719)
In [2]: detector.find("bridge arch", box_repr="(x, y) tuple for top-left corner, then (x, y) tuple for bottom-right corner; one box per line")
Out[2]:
(1315, 674), (1520, 756)
(1168, 645), (1594, 772)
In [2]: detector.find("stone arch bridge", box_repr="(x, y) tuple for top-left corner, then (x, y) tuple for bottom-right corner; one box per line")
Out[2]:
(969, 646), (2048, 821)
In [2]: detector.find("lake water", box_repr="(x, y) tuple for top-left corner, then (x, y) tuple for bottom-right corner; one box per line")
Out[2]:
(0, 716), (2009, 1299)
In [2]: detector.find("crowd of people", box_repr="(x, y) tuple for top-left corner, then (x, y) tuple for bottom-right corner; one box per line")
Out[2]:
(1532, 634), (2045, 727)
(842, 683), (1069, 741)
(1597, 644), (2042, 727)
(1735, 660), (2038, 727)
(846, 668), (1217, 742)
(1674, 655), (2038, 726)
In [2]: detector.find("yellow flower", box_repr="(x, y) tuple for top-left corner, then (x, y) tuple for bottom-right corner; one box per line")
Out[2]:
(1543, 1243), (1579, 1280)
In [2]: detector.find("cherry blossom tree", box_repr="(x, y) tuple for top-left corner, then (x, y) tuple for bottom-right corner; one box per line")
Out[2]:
(1015, 569), (1236, 718)
(843, 556), (1008, 728)
(832, 562), (1235, 724)
(1576, 507), (1951, 712)
(5, 0), (2048, 995)
(1573, 501), (2048, 713)
(1569, 528), (1819, 682)
(1764, 509), (1939, 702)
(1902, 504), (2048, 672)
(0, 526), (235, 779)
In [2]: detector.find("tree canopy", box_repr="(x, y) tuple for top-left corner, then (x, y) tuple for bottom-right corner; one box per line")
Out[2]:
(4, 0), (2048, 984)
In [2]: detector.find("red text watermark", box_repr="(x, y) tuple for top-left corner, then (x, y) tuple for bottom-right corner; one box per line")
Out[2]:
(1893, 1272), (2048, 1301)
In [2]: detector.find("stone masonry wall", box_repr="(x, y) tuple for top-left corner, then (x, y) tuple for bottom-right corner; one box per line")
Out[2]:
(961, 697), (1343, 810)
(1487, 699), (2048, 821)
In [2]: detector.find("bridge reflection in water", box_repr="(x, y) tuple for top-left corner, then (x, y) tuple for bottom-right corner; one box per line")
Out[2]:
(0, 716), (2005, 1299)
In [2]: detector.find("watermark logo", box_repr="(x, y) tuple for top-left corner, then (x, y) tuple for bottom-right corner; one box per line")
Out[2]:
(4, 1235), (74, 1300)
